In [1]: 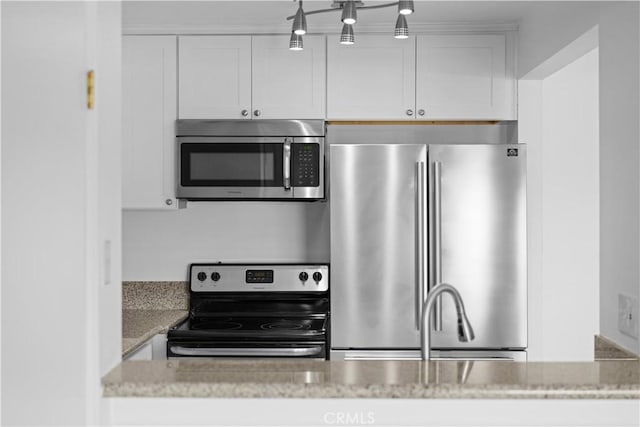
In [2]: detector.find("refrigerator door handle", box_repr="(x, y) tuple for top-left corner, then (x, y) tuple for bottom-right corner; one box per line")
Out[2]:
(429, 161), (443, 331)
(415, 161), (426, 329)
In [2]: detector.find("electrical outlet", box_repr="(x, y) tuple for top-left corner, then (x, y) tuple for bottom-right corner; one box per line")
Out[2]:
(618, 293), (639, 338)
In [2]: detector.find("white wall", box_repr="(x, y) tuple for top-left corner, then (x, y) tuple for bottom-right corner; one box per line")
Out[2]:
(1, 2), (122, 425)
(518, 2), (640, 355)
(94, 0), (123, 383)
(521, 46), (600, 362)
(122, 202), (329, 280)
(542, 49), (600, 360)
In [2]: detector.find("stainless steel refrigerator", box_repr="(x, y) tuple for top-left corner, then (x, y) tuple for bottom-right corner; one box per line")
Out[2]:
(329, 144), (527, 360)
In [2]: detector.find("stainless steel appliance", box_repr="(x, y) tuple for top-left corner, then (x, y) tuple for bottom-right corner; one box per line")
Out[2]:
(330, 144), (527, 361)
(167, 264), (329, 359)
(176, 120), (325, 200)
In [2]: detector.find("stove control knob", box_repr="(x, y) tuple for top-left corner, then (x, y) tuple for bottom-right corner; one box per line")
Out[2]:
(211, 272), (221, 282)
(299, 272), (309, 282)
(313, 272), (323, 282)
(196, 272), (207, 282)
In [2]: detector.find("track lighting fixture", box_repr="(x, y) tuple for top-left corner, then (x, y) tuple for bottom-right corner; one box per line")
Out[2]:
(287, 0), (414, 50)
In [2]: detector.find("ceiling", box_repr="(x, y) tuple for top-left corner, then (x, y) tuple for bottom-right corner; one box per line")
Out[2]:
(122, 1), (553, 33)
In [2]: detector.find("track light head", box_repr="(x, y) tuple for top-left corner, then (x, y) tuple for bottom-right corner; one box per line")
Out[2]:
(394, 14), (409, 39)
(398, 0), (414, 15)
(340, 24), (355, 45)
(289, 32), (303, 51)
(292, 2), (307, 35)
(341, 0), (357, 25)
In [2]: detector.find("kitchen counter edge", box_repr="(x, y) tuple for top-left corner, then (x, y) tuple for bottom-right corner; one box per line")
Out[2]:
(102, 360), (640, 400)
(122, 309), (188, 358)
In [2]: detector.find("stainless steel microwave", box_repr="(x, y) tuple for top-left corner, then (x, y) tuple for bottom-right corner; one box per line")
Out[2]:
(176, 120), (325, 200)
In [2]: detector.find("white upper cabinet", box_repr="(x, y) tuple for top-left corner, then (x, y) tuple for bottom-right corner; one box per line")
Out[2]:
(179, 35), (326, 119)
(252, 35), (326, 119)
(416, 34), (515, 120)
(122, 35), (179, 210)
(178, 36), (252, 119)
(327, 33), (515, 120)
(327, 35), (416, 120)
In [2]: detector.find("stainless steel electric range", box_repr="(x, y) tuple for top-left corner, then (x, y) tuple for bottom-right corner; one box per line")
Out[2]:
(167, 264), (329, 359)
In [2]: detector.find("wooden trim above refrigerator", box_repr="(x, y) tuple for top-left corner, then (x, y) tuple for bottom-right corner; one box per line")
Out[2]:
(327, 120), (501, 126)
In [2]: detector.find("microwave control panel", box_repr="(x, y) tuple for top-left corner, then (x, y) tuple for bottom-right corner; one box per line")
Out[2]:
(292, 143), (320, 187)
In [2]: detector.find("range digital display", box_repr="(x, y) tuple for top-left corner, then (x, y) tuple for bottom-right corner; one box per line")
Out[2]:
(246, 269), (274, 284)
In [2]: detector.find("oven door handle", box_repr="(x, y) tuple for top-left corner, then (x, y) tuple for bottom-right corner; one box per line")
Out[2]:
(169, 346), (323, 357)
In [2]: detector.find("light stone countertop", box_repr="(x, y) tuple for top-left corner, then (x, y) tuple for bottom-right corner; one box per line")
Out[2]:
(102, 359), (640, 399)
(122, 309), (188, 358)
(122, 281), (189, 310)
(595, 335), (639, 360)
(121, 281), (190, 358)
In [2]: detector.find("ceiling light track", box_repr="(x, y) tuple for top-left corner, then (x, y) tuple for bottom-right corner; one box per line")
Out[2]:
(286, 0), (414, 50)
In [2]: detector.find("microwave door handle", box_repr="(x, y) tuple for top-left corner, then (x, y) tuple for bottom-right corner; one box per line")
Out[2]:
(283, 139), (292, 191)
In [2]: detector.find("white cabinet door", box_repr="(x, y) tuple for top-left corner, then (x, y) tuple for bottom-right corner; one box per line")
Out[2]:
(416, 34), (514, 120)
(178, 36), (252, 119)
(122, 35), (178, 210)
(327, 35), (416, 120)
(252, 35), (326, 119)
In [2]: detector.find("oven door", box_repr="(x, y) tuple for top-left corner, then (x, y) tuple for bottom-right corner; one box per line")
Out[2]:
(167, 341), (327, 359)
(178, 137), (292, 199)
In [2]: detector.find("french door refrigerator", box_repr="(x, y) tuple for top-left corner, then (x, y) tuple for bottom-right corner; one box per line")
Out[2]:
(329, 144), (527, 360)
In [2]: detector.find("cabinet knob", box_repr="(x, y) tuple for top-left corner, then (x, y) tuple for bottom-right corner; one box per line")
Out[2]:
(406, 109), (414, 116)
(241, 109), (249, 117)
(165, 199), (173, 206)
(418, 109), (425, 116)
(253, 109), (261, 117)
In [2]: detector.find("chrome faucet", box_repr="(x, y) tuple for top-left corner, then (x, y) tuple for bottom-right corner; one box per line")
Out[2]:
(421, 283), (475, 360)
